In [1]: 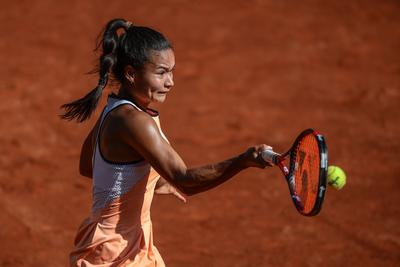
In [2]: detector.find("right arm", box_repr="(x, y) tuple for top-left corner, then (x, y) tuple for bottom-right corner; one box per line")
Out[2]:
(171, 148), (268, 195)
(120, 111), (272, 196)
(79, 119), (101, 178)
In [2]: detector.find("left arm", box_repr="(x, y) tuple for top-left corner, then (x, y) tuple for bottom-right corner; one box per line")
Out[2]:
(155, 177), (187, 203)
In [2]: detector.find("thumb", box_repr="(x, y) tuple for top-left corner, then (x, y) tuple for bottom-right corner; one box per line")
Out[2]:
(173, 190), (187, 203)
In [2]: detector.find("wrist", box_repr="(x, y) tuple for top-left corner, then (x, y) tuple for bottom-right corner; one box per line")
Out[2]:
(156, 177), (168, 188)
(236, 152), (250, 169)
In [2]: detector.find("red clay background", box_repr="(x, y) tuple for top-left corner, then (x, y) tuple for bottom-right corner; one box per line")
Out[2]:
(1, 1), (399, 266)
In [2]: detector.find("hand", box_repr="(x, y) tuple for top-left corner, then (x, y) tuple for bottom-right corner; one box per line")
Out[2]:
(155, 180), (187, 203)
(243, 144), (274, 169)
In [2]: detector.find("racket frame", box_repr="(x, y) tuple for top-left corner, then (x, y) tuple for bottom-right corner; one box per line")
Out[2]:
(264, 128), (328, 216)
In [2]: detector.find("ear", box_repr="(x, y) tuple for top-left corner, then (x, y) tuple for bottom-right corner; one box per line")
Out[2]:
(124, 65), (136, 84)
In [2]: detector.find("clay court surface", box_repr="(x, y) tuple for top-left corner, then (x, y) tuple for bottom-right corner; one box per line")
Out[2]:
(1, 0), (399, 266)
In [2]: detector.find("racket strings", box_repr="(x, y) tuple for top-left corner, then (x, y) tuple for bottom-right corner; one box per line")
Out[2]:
(292, 134), (320, 214)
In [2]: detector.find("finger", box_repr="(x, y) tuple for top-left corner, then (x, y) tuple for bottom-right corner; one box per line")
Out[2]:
(260, 160), (273, 168)
(257, 153), (273, 168)
(173, 190), (187, 203)
(258, 144), (273, 153)
(262, 145), (273, 151)
(264, 162), (273, 167)
(154, 188), (168, 195)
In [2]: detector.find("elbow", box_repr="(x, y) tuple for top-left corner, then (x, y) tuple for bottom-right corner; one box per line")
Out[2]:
(176, 187), (197, 196)
(79, 155), (93, 178)
(172, 173), (198, 196)
(180, 187), (197, 196)
(178, 183), (205, 197)
(80, 170), (92, 179)
(79, 165), (92, 179)
(80, 172), (92, 179)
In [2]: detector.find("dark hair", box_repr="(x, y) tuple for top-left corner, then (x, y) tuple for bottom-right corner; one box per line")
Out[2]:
(60, 18), (172, 122)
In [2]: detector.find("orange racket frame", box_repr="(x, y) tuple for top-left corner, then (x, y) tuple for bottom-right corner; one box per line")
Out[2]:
(262, 128), (328, 216)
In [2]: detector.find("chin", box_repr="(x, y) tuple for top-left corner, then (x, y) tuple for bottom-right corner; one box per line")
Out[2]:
(153, 95), (167, 103)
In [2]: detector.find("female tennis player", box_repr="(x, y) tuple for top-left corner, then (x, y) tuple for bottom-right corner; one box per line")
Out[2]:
(61, 18), (272, 267)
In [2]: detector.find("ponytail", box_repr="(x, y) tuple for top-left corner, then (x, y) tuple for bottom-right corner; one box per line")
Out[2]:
(60, 18), (131, 122)
(61, 18), (172, 122)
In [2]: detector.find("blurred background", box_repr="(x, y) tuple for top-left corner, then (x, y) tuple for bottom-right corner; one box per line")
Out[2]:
(0, 0), (399, 266)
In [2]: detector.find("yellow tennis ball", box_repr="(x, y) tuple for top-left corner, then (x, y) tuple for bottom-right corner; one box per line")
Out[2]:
(327, 166), (346, 190)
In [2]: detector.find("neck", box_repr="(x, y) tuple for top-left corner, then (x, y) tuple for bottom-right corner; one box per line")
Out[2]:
(117, 86), (150, 109)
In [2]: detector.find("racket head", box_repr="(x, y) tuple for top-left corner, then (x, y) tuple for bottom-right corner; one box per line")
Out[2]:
(284, 129), (328, 216)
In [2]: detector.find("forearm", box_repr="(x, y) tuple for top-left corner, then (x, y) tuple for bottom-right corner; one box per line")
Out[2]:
(176, 153), (248, 195)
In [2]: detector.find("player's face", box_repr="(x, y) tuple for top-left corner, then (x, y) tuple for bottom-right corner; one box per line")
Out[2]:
(132, 48), (175, 106)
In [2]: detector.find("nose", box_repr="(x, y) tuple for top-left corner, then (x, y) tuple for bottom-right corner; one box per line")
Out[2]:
(165, 72), (174, 88)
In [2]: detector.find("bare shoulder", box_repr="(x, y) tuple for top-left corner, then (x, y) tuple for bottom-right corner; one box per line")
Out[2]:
(110, 105), (161, 143)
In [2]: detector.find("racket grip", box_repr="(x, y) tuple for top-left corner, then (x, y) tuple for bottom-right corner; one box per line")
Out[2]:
(261, 149), (281, 165)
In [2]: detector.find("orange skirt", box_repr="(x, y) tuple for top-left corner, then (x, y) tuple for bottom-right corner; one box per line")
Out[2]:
(70, 170), (165, 267)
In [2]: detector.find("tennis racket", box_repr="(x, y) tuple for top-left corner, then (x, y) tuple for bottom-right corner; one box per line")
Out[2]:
(261, 128), (328, 216)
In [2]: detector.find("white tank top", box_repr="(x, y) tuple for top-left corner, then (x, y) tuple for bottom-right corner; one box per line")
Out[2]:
(91, 96), (166, 212)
